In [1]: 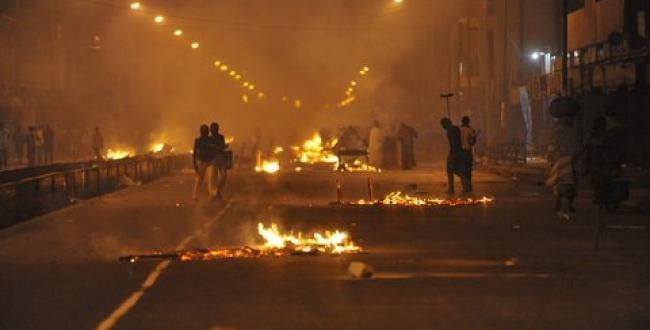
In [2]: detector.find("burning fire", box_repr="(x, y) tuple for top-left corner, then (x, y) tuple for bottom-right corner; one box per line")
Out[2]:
(150, 143), (164, 153)
(225, 136), (235, 144)
(255, 159), (280, 174)
(121, 222), (362, 263)
(292, 133), (339, 165)
(355, 191), (494, 206)
(106, 148), (132, 160)
(257, 223), (360, 254)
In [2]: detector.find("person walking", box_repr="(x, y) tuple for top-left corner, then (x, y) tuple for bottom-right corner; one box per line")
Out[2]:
(546, 117), (578, 213)
(397, 122), (418, 170)
(91, 126), (104, 160)
(26, 127), (36, 167)
(192, 125), (216, 200)
(209, 122), (228, 200)
(441, 117), (471, 195)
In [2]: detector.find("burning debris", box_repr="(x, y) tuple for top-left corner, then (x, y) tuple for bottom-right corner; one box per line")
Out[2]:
(291, 133), (339, 168)
(150, 143), (175, 155)
(106, 148), (133, 160)
(120, 222), (362, 263)
(255, 151), (280, 174)
(352, 191), (494, 207)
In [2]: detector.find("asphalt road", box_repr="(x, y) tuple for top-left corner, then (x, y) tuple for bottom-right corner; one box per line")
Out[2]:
(1, 166), (649, 329)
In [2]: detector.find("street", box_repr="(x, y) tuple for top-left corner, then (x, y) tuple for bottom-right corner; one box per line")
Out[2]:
(1, 166), (649, 329)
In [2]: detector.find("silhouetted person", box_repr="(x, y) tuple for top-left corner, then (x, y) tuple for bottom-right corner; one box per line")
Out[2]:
(397, 122), (418, 170)
(13, 125), (25, 164)
(193, 125), (216, 200)
(33, 126), (45, 165)
(0, 122), (8, 170)
(459, 116), (477, 183)
(546, 117), (578, 213)
(26, 127), (36, 167)
(441, 117), (471, 195)
(209, 122), (228, 200)
(44, 124), (54, 164)
(92, 126), (104, 160)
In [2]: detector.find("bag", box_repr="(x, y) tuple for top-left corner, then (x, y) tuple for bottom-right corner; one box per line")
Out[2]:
(213, 150), (233, 169)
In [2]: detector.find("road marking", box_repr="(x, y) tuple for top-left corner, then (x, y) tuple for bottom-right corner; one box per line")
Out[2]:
(96, 199), (235, 330)
(334, 271), (554, 280)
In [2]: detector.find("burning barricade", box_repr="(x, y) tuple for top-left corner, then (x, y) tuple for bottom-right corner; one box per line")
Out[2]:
(120, 222), (362, 263)
(106, 148), (133, 160)
(353, 191), (494, 207)
(290, 132), (378, 172)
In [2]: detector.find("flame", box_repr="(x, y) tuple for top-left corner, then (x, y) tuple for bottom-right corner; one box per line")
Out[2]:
(255, 160), (280, 174)
(106, 148), (132, 160)
(225, 136), (235, 144)
(356, 191), (494, 206)
(293, 133), (339, 165)
(257, 223), (360, 254)
(150, 143), (165, 153)
(122, 222), (363, 263)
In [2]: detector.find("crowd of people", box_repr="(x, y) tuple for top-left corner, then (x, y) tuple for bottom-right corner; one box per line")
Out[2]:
(0, 122), (108, 170)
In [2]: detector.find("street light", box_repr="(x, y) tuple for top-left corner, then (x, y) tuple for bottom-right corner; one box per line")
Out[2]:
(130, 2), (141, 10)
(213, 60), (221, 67)
(173, 29), (183, 36)
(394, 0), (403, 3)
(530, 51), (545, 61)
(190, 42), (199, 49)
(154, 15), (165, 24)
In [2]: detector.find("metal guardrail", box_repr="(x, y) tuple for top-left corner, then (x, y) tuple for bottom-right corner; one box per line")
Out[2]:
(0, 154), (190, 229)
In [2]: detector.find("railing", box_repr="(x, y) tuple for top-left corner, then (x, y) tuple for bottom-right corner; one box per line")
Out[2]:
(0, 154), (190, 229)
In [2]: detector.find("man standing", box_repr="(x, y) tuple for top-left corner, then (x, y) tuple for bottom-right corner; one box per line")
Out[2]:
(368, 120), (383, 168)
(441, 118), (471, 195)
(92, 126), (104, 160)
(397, 122), (418, 170)
(459, 116), (477, 186)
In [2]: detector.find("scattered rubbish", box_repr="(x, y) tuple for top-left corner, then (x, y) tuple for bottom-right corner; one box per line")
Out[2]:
(348, 262), (374, 279)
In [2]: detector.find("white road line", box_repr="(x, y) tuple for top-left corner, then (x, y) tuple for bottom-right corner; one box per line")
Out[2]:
(96, 199), (235, 330)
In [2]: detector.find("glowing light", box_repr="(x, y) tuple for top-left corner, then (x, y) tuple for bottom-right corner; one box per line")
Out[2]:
(154, 15), (165, 24)
(243, 82), (249, 87)
(359, 70), (367, 75)
(150, 143), (165, 153)
(362, 66), (370, 72)
(235, 74), (241, 80)
(130, 2), (141, 10)
(248, 85), (255, 91)
(220, 65), (228, 71)
(294, 99), (302, 109)
(106, 148), (132, 160)
(255, 159), (280, 174)
(242, 94), (249, 103)
(350, 80), (357, 86)
(214, 60), (221, 67)
(229, 70), (236, 76)
(190, 42), (199, 49)
(173, 29), (183, 36)
(257, 92), (266, 99)
(394, 0), (403, 3)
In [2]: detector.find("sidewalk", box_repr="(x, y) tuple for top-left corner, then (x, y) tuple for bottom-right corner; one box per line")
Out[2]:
(480, 161), (650, 209)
